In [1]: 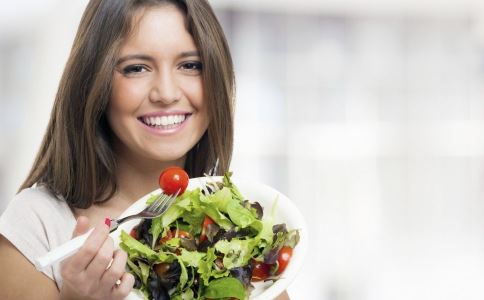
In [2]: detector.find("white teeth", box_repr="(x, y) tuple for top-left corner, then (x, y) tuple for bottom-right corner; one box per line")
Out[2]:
(142, 114), (186, 127)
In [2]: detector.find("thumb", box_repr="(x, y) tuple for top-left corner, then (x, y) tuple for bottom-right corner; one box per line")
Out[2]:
(71, 216), (90, 238)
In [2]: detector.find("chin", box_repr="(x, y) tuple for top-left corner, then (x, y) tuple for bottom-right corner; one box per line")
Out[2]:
(146, 149), (189, 164)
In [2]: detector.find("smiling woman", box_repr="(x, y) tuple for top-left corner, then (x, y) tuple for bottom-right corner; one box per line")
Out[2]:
(0, 1), (243, 300)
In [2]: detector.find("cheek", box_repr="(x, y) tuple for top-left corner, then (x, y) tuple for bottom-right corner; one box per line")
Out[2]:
(182, 77), (205, 110)
(191, 80), (209, 127)
(110, 75), (147, 115)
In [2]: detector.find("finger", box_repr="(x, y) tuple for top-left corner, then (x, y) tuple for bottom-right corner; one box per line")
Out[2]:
(68, 218), (110, 270)
(111, 272), (135, 299)
(71, 216), (90, 238)
(100, 249), (128, 287)
(61, 216), (93, 274)
(85, 236), (115, 279)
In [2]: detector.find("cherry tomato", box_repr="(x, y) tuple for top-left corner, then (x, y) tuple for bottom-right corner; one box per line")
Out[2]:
(159, 166), (189, 195)
(154, 263), (170, 277)
(159, 229), (191, 244)
(251, 260), (270, 282)
(129, 228), (139, 240)
(199, 216), (215, 242)
(276, 246), (293, 275)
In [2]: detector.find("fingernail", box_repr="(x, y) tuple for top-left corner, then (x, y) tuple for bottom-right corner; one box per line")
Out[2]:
(105, 217), (111, 227)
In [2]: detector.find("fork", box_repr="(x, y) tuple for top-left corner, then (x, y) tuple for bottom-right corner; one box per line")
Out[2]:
(34, 190), (179, 271)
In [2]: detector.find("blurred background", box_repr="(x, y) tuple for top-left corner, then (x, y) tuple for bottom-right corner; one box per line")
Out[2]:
(2, 0), (484, 299)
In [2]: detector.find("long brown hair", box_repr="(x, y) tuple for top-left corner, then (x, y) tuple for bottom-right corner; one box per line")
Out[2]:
(20, 0), (235, 209)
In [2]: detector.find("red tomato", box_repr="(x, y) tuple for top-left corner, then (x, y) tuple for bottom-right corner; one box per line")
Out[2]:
(159, 167), (189, 195)
(199, 216), (215, 242)
(251, 260), (270, 282)
(203, 215), (215, 228)
(159, 229), (191, 244)
(154, 263), (170, 277)
(129, 228), (139, 240)
(276, 246), (293, 275)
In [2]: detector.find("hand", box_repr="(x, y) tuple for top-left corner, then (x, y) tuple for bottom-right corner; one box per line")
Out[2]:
(59, 216), (134, 300)
(274, 290), (290, 300)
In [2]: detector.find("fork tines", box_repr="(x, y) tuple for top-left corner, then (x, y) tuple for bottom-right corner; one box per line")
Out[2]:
(149, 190), (180, 215)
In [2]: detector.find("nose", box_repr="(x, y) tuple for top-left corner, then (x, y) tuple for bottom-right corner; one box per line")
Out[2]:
(149, 69), (181, 104)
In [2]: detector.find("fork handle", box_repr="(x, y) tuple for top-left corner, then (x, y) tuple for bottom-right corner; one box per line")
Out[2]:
(34, 216), (138, 271)
(109, 215), (138, 233)
(34, 228), (94, 271)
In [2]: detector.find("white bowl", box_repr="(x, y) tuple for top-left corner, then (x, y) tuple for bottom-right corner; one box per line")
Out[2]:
(113, 176), (308, 300)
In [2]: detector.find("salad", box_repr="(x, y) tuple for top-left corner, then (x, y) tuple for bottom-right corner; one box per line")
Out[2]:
(119, 169), (300, 300)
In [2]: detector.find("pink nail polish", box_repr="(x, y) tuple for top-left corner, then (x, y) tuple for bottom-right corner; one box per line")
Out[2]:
(105, 218), (111, 227)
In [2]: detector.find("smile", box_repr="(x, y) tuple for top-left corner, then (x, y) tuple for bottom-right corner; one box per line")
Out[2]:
(139, 114), (189, 129)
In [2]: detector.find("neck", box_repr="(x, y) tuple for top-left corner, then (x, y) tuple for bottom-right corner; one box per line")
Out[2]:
(114, 149), (185, 205)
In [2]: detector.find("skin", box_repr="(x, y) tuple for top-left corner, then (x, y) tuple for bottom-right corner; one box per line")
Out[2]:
(0, 236), (60, 299)
(0, 5), (290, 300)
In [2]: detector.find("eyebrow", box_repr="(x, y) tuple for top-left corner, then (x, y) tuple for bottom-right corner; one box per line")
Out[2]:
(179, 50), (200, 58)
(116, 51), (201, 65)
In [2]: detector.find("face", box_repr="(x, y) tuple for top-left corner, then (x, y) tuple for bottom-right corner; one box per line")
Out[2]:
(108, 5), (208, 166)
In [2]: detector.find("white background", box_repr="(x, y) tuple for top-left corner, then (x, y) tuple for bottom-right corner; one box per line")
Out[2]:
(2, 0), (484, 299)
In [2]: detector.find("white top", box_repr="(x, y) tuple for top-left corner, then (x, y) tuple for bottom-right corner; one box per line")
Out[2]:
(0, 186), (76, 289)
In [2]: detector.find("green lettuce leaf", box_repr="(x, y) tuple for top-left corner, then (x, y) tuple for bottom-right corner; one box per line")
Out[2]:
(223, 172), (245, 202)
(201, 186), (259, 230)
(175, 255), (189, 290)
(226, 200), (256, 229)
(178, 189), (205, 235)
(160, 202), (185, 228)
(197, 248), (229, 286)
(150, 217), (163, 249)
(145, 193), (160, 205)
(151, 189), (205, 238)
(171, 288), (195, 300)
(198, 247), (216, 286)
(126, 258), (141, 278)
(165, 237), (181, 248)
(119, 231), (158, 260)
(214, 238), (256, 269)
(119, 230), (172, 263)
(199, 203), (233, 230)
(204, 277), (247, 300)
(179, 248), (206, 268)
(138, 261), (150, 286)
(203, 187), (232, 211)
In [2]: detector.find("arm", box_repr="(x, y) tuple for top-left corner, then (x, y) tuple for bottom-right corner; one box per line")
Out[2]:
(275, 291), (290, 300)
(0, 217), (134, 300)
(0, 235), (60, 300)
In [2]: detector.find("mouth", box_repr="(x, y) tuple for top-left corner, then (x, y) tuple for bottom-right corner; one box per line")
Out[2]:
(137, 113), (191, 130)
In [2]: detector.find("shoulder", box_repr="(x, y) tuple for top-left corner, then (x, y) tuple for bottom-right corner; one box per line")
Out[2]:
(0, 185), (75, 272)
(0, 186), (76, 284)
(2, 186), (74, 221)
(1, 185), (75, 233)
(10, 185), (66, 210)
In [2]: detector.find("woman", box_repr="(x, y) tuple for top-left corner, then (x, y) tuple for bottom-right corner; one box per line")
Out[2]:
(0, 0), (289, 299)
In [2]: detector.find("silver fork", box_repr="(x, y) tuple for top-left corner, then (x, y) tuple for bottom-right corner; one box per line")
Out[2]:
(34, 191), (179, 271)
(108, 190), (179, 232)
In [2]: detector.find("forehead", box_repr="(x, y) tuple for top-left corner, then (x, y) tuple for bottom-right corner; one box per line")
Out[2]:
(120, 5), (197, 55)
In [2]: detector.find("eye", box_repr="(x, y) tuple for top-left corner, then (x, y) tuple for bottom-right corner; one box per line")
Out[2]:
(180, 61), (202, 72)
(122, 64), (149, 75)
